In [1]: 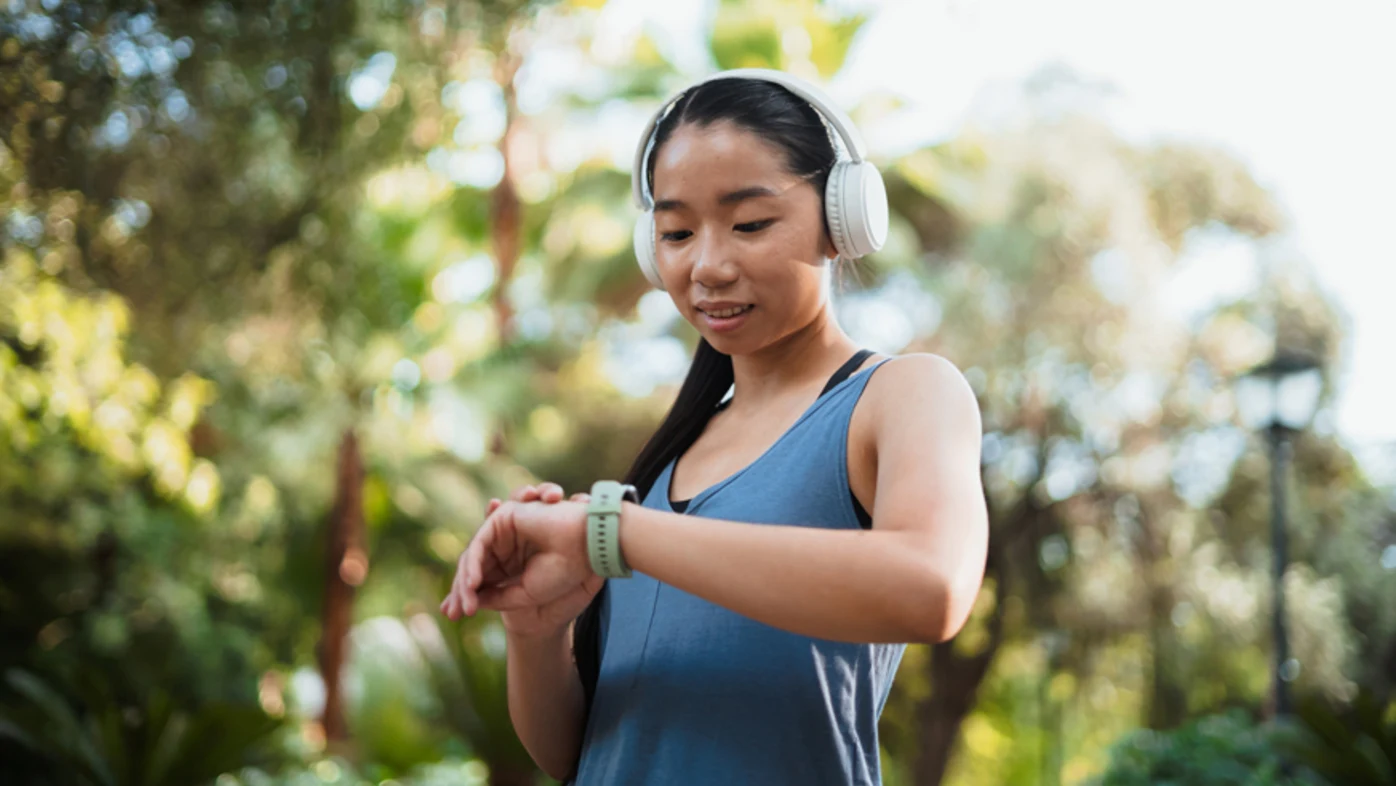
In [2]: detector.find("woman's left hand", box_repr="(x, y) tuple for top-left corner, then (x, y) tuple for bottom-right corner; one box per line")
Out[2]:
(442, 497), (594, 619)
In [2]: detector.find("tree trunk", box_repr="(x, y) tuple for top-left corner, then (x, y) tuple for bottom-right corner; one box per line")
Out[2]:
(1136, 504), (1186, 729)
(489, 50), (523, 343)
(1146, 581), (1187, 729)
(319, 428), (367, 743)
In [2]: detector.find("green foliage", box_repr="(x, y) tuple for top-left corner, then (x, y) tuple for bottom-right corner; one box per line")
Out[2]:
(413, 616), (536, 778)
(1093, 712), (1293, 786)
(710, 6), (783, 71)
(709, 0), (866, 77)
(3, 2), (1393, 786)
(1275, 691), (1396, 786)
(0, 668), (283, 786)
(218, 755), (491, 786)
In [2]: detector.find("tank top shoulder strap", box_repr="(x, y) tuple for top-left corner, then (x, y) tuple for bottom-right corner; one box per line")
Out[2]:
(713, 348), (875, 416)
(820, 348), (876, 397)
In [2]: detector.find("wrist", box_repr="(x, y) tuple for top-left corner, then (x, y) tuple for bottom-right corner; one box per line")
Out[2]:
(618, 501), (667, 575)
(617, 501), (643, 557)
(505, 622), (571, 648)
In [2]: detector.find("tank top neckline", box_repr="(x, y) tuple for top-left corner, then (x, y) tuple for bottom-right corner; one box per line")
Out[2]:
(668, 349), (884, 511)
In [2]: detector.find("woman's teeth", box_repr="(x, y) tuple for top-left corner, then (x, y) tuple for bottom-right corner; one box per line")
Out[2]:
(705, 305), (752, 318)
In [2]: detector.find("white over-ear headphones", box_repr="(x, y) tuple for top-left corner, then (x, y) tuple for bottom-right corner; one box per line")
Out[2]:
(630, 68), (890, 289)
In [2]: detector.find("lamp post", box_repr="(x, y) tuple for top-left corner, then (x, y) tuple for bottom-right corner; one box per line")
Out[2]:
(1234, 351), (1323, 718)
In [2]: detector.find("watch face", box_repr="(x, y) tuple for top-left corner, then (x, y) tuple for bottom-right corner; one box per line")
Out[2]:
(621, 484), (639, 503)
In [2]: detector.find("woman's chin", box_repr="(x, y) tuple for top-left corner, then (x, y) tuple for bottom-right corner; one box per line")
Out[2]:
(700, 331), (749, 355)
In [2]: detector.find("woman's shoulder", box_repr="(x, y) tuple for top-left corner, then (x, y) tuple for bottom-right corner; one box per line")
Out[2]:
(859, 352), (979, 425)
(864, 352), (972, 390)
(846, 352), (981, 510)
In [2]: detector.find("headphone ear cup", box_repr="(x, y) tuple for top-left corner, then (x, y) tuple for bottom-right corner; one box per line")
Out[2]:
(824, 160), (852, 260)
(633, 211), (663, 288)
(824, 160), (889, 260)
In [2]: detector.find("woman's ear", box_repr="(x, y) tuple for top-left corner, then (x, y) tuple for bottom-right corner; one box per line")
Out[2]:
(818, 230), (837, 263)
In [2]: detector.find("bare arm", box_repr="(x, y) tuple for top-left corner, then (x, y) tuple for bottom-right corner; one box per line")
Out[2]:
(618, 354), (988, 643)
(505, 625), (587, 781)
(457, 355), (988, 645)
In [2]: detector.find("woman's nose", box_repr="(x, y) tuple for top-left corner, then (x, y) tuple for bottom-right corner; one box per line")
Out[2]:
(690, 230), (739, 287)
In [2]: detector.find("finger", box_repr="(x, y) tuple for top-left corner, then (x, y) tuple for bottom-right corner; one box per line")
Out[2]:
(454, 498), (498, 606)
(510, 485), (538, 503)
(477, 503), (520, 590)
(449, 548), (472, 616)
(444, 563), (465, 621)
(467, 505), (519, 615)
(440, 590), (459, 620)
(466, 502), (507, 589)
(461, 520), (498, 615)
(569, 493), (591, 503)
(538, 482), (565, 502)
(477, 539), (514, 588)
(451, 501), (501, 618)
(479, 508), (525, 589)
(469, 502), (508, 605)
(446, 564), (469, 619)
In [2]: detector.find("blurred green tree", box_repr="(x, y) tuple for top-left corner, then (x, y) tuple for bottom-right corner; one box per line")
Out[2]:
(1092, 711), (1297, 786)
(5, 3), (1393, 786)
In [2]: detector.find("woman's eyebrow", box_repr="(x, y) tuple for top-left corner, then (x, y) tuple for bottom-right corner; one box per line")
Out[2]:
(717, 186), (780, 205)
(653, 186), (781, 213)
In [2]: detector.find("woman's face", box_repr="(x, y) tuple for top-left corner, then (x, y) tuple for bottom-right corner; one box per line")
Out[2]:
(649, 120), (833, 356)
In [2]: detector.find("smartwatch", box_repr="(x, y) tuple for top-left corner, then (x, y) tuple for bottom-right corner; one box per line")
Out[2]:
(587, 480), (639, 579)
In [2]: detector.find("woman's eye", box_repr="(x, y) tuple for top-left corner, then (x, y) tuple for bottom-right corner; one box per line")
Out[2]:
(659, 230), (692, 243)
(735, 219), (775, 233)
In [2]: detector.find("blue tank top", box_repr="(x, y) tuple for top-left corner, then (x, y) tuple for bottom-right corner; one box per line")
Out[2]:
(572, 356), (904, 785)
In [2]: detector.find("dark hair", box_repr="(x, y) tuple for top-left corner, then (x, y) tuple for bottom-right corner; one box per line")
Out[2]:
(644, 77), (838, 239)
(569, 77), (841, 738)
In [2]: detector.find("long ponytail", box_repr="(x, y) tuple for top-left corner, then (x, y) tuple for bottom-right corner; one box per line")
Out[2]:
(571, 338), (732, 712)
(621, 338), (734, 499)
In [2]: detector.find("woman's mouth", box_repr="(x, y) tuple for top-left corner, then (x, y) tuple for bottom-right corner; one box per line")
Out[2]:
(699, 304), (754, 332)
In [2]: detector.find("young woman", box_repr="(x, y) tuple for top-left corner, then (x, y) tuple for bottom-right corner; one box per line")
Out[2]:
(440, 70), (988, 785)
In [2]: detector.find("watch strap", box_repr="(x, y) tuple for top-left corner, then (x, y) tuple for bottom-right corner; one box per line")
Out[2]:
(587, 480), (637, 579)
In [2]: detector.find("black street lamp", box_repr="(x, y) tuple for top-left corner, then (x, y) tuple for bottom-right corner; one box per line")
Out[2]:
(1235, 351), (1323, 718)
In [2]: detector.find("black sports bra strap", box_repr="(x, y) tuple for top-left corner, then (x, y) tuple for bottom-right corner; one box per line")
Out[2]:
(678, 348), (876, 509)
(819, 348), (876, 397)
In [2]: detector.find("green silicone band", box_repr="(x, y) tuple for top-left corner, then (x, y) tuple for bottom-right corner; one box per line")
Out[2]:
(587, 480), (637, 579)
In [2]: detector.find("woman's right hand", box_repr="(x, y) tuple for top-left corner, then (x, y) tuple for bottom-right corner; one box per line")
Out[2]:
(450, 482), (603, 640)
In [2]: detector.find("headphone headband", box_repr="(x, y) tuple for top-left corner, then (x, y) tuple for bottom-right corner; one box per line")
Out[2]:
(630, 68), (868, 210)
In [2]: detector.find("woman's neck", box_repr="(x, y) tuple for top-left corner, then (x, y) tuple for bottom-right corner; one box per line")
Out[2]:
(726, 305), (861, 413)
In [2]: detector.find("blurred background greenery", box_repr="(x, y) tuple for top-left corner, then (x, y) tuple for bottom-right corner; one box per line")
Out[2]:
(2, 0), (1394, 784)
